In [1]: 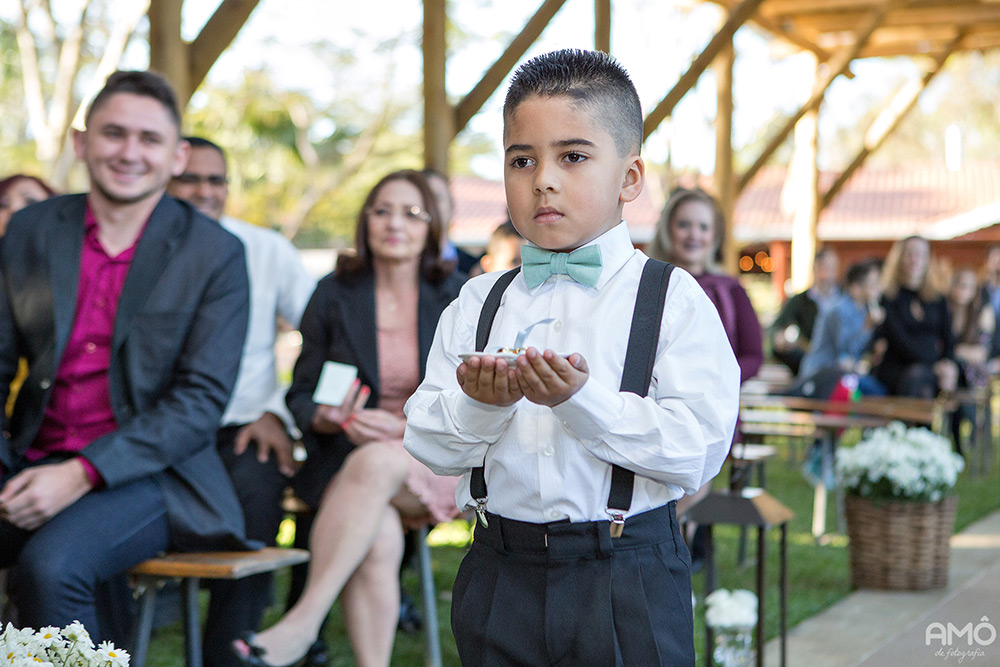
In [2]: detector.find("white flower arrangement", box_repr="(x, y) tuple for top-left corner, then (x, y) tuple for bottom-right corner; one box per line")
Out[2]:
(0, 621), (129, 667)
(704, 589), (758, 630)
(835, 421), (965, 503)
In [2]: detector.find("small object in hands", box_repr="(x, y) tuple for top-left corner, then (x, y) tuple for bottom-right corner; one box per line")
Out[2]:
(460, 318), (555, 362)
(312, 361), (358, 405)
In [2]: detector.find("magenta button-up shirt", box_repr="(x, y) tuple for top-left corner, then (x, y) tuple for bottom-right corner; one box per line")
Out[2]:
(28, 206), (141, 486)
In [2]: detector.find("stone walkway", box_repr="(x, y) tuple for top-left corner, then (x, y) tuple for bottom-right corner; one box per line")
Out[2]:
(762, 508), (1000, 666)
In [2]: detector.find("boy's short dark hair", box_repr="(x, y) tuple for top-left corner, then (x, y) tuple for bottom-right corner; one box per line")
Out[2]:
(86, 70), (182, 129)
(503, 49), (642, 157)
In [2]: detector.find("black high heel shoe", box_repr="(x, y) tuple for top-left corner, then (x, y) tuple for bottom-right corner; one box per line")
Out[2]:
(231, 632), (305, 667)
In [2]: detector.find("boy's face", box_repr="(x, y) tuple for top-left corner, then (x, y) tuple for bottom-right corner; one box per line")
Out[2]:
(503, 95), (643, 252)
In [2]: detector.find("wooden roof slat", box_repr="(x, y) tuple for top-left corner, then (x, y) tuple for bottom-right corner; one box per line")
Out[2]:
(778, 6), (1000, 33)
(712, 0), (855, 76)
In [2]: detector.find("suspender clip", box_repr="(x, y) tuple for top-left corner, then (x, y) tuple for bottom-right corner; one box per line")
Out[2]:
(607, 510), (625, 538)
(467, 496), (489, 528)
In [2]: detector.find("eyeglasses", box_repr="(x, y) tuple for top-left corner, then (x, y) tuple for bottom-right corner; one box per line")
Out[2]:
(173, 173), (228, 187)
(366, 205), (432, 223)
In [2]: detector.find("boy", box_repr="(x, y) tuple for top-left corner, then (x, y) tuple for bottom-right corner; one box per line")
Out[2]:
(404, 49), (739, 666)
(471, 220), (524, 276)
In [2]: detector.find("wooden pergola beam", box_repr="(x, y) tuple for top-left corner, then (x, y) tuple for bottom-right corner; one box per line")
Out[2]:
(423, 0), (450, 172)
(452, 0), (568, 138)
(776, 5), (1000, 33)
(712, 0), (855, 78)
(595, 0), (611, 53)
(820, 32), (964, 211)
(187, 0), (261, 99)
(149, 0), (259, 107)
(642, 0), (765, 140)
(736, 0), (902, 195)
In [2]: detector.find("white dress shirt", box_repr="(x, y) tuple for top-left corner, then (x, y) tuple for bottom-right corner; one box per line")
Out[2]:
(220, 216), (316, 430)
(403, 222), (740, 523)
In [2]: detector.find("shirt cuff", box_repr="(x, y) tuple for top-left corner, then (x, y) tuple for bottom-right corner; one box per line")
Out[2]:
(78, 456), (104, 488)
(454, 393), (517, 441)
(551, 377), (625, 442)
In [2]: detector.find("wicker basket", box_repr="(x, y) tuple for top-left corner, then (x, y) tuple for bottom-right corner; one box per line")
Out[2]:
(844, 494), (957, 590)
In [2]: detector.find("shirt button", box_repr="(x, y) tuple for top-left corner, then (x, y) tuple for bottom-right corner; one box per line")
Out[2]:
(548, 509), (561, 520)
(553, 320), (563, 332)
(542, 446), (554, 456)
(85, 342), (97, 353)
(40, 379), (51, 389)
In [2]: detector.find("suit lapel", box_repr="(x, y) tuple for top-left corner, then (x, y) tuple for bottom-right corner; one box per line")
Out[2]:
(339, 275), (380, 396)
(113, 196), (183, 349)
(48, 196), (87, 364)
(417, 280), (442, 379)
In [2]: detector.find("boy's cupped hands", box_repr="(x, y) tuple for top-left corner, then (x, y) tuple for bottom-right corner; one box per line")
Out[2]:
(458, 347), (589, 408)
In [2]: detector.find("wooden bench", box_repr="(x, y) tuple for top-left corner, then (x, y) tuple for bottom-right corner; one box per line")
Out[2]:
(128, 547), (310, 667)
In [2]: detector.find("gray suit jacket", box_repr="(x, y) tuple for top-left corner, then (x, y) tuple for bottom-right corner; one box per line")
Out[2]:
(0, 193), (252, 550)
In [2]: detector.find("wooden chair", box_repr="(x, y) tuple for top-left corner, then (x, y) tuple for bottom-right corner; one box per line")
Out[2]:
(127, 547), (310, 667)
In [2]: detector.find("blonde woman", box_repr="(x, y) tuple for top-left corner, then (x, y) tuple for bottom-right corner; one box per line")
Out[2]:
(873, 236), (958, 397)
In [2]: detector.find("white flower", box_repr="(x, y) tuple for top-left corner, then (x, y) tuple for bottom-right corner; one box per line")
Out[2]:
(704, 588), (758, 629)
(0, 623), (127, 667)
(94, 642), (128, 667)
(835, 422), (964, 502)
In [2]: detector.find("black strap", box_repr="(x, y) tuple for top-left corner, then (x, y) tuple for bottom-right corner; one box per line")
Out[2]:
(469, 260), (674, 514)
(470, 268), (521, 502)
(607, 259), (673, 512)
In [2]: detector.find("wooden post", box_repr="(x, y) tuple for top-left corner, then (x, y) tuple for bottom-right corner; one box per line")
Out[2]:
(595, 0), (611, 53)
(714, 40), (736, 274)
(789, 105), (819, 293)
(148, 0), (188, 103)
(423, 0), (451, 173)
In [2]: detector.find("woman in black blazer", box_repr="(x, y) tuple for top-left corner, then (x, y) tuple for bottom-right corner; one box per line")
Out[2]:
(235, 170), (465, 667)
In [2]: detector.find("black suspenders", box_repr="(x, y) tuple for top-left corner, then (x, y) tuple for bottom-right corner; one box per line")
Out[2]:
(470, 259), (674, 537)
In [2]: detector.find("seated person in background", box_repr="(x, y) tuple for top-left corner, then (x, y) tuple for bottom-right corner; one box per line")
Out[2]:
(0, 174), (56, 237)
(648, 187), (763, 384)
(648, 186), (762, 568)
(769, 246), (839, 375)
(469, 219), (524, 276)
(0, 70), (250, 643)
(872, 235), (958, 398)
(796, 258), (886, 396)
(423, 168), (478, 275)
(978, 246), (1000, 373)
(947, 266), (994, 454)
(168, 136), (316, 667)
(232, 169), (465, 667)
(2, 175), (57, 416)
(949, 266), (995, 390)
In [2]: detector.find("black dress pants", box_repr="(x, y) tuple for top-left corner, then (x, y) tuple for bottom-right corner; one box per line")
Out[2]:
(451, 503), (695, 667)
(0, 474), (170, 645)
(202, 424), (289, 667)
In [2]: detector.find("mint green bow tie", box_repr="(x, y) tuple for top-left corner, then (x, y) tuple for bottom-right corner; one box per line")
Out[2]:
(520, 244), (603, 289)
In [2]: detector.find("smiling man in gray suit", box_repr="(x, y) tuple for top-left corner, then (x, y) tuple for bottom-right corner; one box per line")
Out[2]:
(0, 70), (250, 643)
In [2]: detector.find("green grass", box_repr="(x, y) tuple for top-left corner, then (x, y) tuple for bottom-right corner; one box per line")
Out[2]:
(146, 432), (1000, 666)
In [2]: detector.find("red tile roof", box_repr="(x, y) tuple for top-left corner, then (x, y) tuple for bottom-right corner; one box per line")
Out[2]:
(450, 162), (1000, 247)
